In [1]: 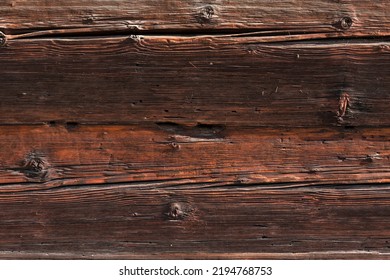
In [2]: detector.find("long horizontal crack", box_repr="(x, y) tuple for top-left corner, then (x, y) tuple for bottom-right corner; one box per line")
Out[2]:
(1, 178), (390, 195)
(1, 23), (337, 38)
(0, 27), (328, 41)
(1, 21), (389, 44)
(2, 30), (390, 48)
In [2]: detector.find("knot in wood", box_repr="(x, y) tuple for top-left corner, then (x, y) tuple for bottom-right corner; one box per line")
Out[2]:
(169, 141), (181, 150)
(0, 32), (7, 47)
(378, 45), (390, 52)
(22, 152), (49, 179)
(339, 17), (353, 30)
(82, 16), (94, 25)
(196, 5), (215, 24)
(165, 202), (185, 220)
(337, 92), (350, 122)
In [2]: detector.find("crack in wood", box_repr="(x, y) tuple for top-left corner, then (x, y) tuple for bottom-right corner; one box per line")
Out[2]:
(156, 122), (225, 140)
(0, 27), (357, 42)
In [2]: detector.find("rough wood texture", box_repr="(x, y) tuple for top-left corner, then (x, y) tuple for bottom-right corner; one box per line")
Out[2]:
(0, 1), (389, 259)
(0, 0), (389, 39)
(0, 184), (390, 259)
(0, 125), (389, 189)
(1, 37), (390, 127)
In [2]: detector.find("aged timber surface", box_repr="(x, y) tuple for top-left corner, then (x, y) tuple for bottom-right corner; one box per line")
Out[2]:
(0, 0), (390, 259)
(0, 125), (389, 189)
(0, 0), (389, 38)
(0, 183), (390, 259)
(0, 124), (389, 259)
(1, 37), (390, 127)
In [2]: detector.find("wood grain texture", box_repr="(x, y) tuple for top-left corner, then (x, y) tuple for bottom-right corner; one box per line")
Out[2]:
(0, 125), (389, 190)
(1, 36), (390, 127)
(1, 0), (390, 260)
(0, 183), (389, 259)
(0, 0), (389, 39)
(0, 123), (389, 259)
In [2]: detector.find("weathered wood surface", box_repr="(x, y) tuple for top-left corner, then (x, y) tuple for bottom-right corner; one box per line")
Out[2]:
(1, 37), (390, 127)
(0, 124), (389, 259)
(0, 0), (389, 39)
(0, 1), (390, 259)
(0, 125), (389, 189)
(1, 184), (390, 259)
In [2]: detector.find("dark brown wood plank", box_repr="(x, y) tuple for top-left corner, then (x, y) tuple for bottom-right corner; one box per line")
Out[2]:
(0, 125), (389, 190)
(1, 1), (389, 261)
(0, 183), (389, 259)
(1, 36), (390, 127)
(0, 0), (389, 39)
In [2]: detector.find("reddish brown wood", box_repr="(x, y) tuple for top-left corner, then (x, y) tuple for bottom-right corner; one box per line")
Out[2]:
(0, 124), (388, 259)
(0, 37), (390, 127)
(1, 0), (389, 40)
(0, 1), (389, 259)
(0, 183), (389, 259)
(0, 125), (389, 189)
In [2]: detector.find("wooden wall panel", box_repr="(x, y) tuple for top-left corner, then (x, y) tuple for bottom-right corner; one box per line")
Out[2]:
(0, 1), (389, 259)
(1, 37), (390, 127)
(0, 184), (389, 259)
(1, 1), (389, 39)
(0, 125), (389, 190)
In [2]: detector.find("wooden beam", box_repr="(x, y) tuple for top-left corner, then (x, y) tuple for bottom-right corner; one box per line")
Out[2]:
(0, 125), (389, 189)
(1, 37), (390, 127)
(0, 1), (389, 39)
(0, 183), (389, 259)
